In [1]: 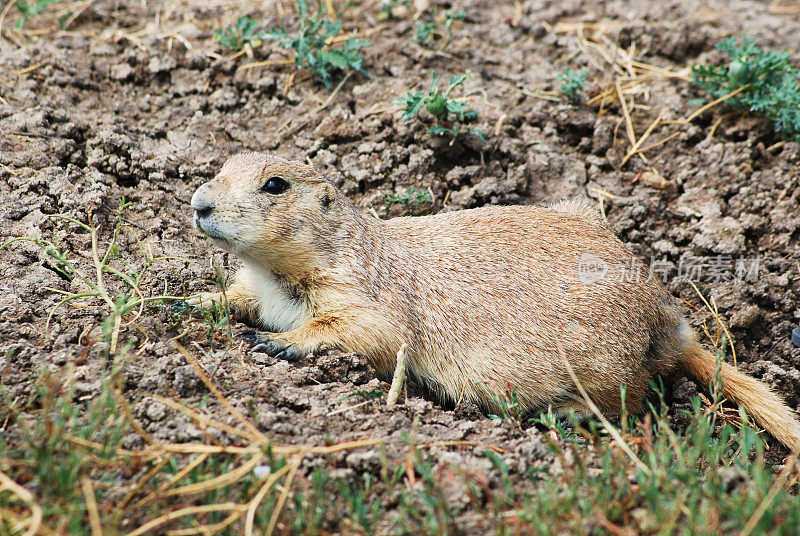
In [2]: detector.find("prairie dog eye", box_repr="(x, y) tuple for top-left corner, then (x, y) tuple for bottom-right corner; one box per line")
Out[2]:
(261, 177), (289, 194)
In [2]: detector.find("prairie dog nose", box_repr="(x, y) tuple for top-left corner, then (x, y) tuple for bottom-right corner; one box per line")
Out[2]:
(191, 187), (215, 218)
(194, 201), (214, 219)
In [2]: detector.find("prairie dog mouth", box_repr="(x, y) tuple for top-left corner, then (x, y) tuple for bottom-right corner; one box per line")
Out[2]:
(193, 213), (209, 234)
(194, 214), (225, 241)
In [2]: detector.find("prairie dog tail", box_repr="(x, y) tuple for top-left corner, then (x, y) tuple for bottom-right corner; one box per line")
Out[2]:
(681, 341), (800, 453)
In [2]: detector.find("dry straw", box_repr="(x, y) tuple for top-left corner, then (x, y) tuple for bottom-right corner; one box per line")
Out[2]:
(555, 22), (746, 184)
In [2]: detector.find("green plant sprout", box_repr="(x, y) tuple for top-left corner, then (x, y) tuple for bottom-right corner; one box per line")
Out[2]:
(0, 370), (130, 530)
(384, 187), (433, 215)
(338, 475), (381, 533)
(531, 408), (582, 441)
(164, 263), (234, 342)
(558, 68), (588, 102)
(262, 0), (369, 88)
(414, 9), (465, 50)
(214, 15), (265, 51)
(691, 36), (800, 142)
(12, 0), (62, 28)
(377, 0), (411, 20)
(487, 382), (525, 427)
(0, 199), (184, 355)
(165, 296), (233, 341)
(338, 389), (384, 402)
(398, 71), (485, 140)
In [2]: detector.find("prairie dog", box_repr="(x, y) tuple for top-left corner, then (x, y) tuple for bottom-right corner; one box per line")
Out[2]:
(189, 152), (800, 453)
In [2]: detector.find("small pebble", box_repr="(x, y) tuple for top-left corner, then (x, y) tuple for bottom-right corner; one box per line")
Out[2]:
(253, 465), (272, 479)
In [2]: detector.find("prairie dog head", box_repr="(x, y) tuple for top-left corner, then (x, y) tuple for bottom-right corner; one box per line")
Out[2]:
(191, 152), (344, 271)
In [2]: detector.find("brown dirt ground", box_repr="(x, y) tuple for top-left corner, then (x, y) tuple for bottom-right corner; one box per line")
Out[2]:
(1, 0), (799, 532)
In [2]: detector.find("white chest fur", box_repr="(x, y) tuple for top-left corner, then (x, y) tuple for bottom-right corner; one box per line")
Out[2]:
(237, 263), (309, 332)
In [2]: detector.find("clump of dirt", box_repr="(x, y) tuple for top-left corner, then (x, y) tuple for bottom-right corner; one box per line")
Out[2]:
(1, 0), (799, 532)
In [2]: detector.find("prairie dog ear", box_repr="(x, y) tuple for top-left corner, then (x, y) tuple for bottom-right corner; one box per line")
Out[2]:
(317, 182), (336, 211)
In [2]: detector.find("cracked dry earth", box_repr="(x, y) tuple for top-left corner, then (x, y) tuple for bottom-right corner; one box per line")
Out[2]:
(0, 0), (800, 532)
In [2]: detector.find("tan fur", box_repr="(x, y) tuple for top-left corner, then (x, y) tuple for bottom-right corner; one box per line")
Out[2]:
(189, 152), (800, 453)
